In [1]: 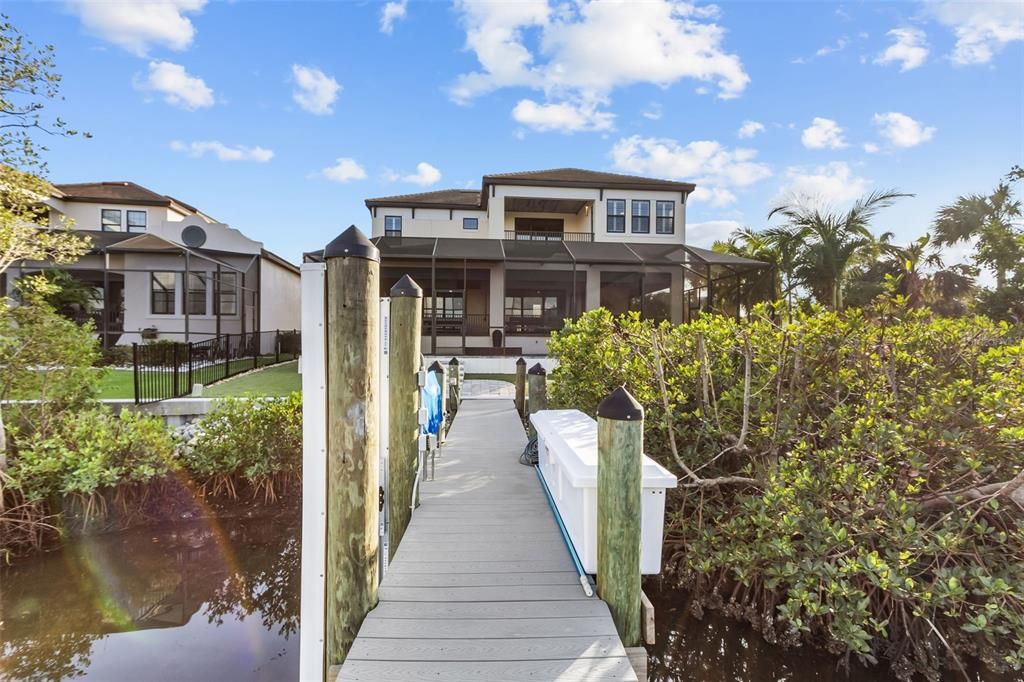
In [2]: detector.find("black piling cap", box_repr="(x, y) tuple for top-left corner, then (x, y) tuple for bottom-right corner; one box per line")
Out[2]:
(449, 357), (460, 366)
(390, 274), (422, 298)
(528, 363), (546, 376)
(516, 357), (527, 367)
(323, 225), (379, 261)
(428, 360), (444, 373)
(596, 386), (644, 421)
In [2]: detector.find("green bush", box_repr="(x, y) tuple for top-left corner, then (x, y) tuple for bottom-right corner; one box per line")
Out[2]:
(8, 406), (176, 502)
(179, 392), (301, 500)
(548, 301), (1024, 679)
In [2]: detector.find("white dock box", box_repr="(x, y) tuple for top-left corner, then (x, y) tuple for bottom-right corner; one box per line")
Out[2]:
(530, 409), (677, 575)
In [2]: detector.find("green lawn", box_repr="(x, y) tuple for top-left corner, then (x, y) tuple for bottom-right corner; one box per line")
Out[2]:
(205, 361), (301, 397)
(464, 373), (516, 383)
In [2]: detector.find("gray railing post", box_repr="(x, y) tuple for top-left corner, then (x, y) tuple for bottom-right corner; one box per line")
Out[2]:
(596, 386), (644, 648)
(223, 333), (231, 380)
(132, 343), (141, 404)
(323, 225), (381, 666)
(388, 274), (423, 560)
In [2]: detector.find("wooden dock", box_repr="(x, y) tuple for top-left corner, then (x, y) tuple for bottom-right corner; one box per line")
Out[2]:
(336, 396), (640, 681)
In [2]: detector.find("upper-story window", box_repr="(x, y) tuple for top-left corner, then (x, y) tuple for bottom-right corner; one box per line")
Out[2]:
(127, 210), (147, 233)
(151, 272), (176, 315)
(606, 199), (625, 233)
(632, 200), (651, 233)
(655, 200), (675, 234)
(463, 217), (478, 230)
(101, 209), (122, 232)
(384, 215), (402, 237)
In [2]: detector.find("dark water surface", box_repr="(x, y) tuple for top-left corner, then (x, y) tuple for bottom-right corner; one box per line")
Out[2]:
(1, 512), (299, 682)
(644, 579), (1013, 682)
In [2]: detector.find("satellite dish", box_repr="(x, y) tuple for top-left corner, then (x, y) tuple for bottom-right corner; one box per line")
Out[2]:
(181, 224), (207, 248)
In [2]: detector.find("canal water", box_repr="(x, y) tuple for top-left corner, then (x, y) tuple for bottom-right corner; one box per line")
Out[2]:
(0, 511), (300, 681)
(1, 512), (1010, 681)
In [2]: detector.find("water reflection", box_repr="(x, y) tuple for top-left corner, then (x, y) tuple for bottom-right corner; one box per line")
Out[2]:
(1, 511), (299, 681)
(646, 579), (904, 682)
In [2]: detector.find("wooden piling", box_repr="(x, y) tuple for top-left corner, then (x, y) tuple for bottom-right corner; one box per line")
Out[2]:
(323, 225), (380, 666)
(527, 363), (547, 436)
(389, 274), (423, 561)
(448, 357), (461, 411)
(596, 386), (644, 648)
(514, 356), (527, 417)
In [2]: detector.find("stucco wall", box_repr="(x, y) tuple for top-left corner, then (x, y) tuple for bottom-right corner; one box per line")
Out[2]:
(260, 258), (301, 333)
(369, 206), (489, 239)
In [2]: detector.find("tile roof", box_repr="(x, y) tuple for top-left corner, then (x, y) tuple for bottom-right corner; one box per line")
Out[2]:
(364, 168), (696, 210)
(483, 167), (695, 191)
(53, 181), (173, 206)
(365, 189), (482, 208)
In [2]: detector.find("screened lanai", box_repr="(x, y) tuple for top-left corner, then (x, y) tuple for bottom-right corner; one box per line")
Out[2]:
(306, 235), (770, 354)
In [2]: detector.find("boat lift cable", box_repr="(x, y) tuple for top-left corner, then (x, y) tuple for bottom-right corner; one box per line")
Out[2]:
(532, 462), (594, 598)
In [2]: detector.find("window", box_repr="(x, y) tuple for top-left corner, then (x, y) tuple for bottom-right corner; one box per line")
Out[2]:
(186, 273), (207, 315)
(656, 201), (675, 234)
(606, 199), (625, 233)
(101, 209), (122, 232)
(632, 200), (651, 233)
(424, 294), (463, 320)
(127, 210), (147, 232)
(463, 217), (478, 230)
(151, 272), (176, 315)
(216, 272), (238, 316)
(384, 215), (402, 237)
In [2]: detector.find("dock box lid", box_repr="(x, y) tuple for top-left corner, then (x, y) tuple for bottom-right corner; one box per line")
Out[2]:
(531, 409), (678, 488)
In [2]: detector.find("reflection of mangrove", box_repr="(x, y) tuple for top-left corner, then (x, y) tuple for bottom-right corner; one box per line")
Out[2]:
(644, 580), (1001, 682)
(0, 512), (299, 681)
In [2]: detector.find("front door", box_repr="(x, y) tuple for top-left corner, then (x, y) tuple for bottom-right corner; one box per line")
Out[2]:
(514, 217), (564, 240)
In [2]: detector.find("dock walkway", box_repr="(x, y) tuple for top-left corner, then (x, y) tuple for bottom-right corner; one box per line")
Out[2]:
(337, 393), (639, 681)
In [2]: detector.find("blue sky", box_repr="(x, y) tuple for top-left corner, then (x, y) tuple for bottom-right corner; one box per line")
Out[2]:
(7, 0), (1023, 265)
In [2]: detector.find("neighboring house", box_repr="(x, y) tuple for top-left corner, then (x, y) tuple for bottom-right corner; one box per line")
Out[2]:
(7, 181), (300, 348)
(309, 167), (767, 355)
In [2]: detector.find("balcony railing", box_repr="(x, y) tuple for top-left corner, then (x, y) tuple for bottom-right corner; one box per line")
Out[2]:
(503, 230), (594, 242)
(422, 313), (489, 336)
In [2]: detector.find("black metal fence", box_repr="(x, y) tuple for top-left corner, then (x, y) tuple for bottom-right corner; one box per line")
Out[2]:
(132, 330), (300, 404)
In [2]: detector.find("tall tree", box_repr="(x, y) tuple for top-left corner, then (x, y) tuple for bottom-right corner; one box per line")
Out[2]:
(0, 15), (90, 468)
(767, 190), (910, 309)
(932, 179), (1023, 290)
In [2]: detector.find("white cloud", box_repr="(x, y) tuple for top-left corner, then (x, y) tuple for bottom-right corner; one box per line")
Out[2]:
(801, 117), (847, 150)
(511, 98), (614, 133)
(874, 27), (929, 71)
(815, 36), (849, 57)
(928, 1), (1024, 65)
(322, 158), (367, 183)
(688, 219), (742, 247)
(380, 0), (408, 34)
(67, 0), (205, 56)
(170, 140), (273, 162)
(139, 61), (213, 110)
(872, 111), (935, 147)
(611, 135), (771, 207)
(737, 120), (765, 138)
(386, 162), (442, 186)
(291, 65), (341, 115)
(641, 102), (663, 120)
(863, 142), (880, 153)
(450, 0), (749, 122)
(775, 162), (870, 206)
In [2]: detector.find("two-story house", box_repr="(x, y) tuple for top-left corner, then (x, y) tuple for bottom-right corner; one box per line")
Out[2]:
(6, 181), (300, 348)
(311, 168), (767, 355)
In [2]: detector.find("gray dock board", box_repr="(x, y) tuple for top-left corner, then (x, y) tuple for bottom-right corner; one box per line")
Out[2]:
(336, 397), (639, 682)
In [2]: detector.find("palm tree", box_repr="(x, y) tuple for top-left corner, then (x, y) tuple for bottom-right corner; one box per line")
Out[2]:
(768, 190), (911, 309)
(933, 181), (1022, 289)
(713, 226), (802, 311)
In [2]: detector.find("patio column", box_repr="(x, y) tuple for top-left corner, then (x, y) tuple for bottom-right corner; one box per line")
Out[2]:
(184, 251), (191, 343)
(585, 266), (601, 311)
(489, 263), (504, 340)
(669, 268), (684, 324)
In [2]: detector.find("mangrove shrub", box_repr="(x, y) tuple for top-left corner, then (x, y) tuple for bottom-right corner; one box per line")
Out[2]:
(548, 300), (1024, 680)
